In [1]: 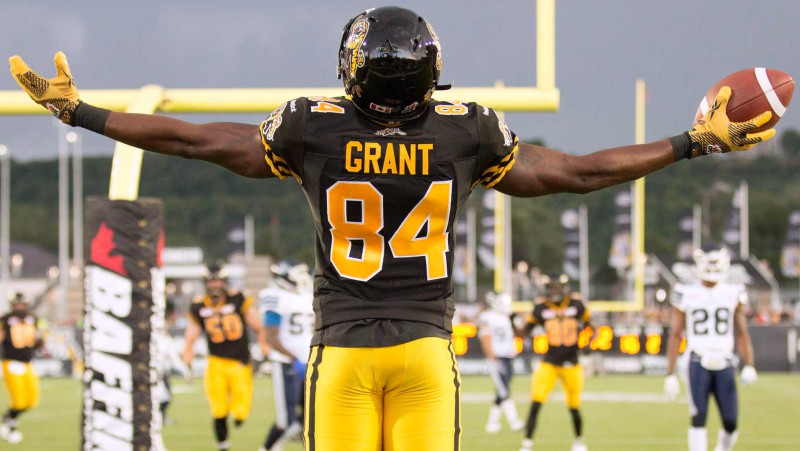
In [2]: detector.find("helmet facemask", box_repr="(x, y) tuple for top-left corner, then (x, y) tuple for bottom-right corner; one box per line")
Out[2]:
(271, 261), (313, 293)
(542, 273), (570, 304)
(486, 292), (512, 315)
(693, 247), (731, 283)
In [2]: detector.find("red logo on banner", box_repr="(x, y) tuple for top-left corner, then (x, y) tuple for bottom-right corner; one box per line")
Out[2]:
(90, 222), (128, 276)
(157, 229), (165, 268)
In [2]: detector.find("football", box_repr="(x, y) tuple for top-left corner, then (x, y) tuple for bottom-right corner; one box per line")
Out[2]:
(694, 68), (794, 132)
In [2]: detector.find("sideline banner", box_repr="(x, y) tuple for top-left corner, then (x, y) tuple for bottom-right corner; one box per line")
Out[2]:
(82, 197), (165, 451)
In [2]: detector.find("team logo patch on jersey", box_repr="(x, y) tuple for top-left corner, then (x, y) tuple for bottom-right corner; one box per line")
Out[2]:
(261, 103), (287, 142)
(496, 114), (513, 146)
(375, 127), (407, 136)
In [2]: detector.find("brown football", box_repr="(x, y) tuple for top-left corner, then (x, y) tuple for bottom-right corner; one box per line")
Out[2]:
(694, 68), (794, 132)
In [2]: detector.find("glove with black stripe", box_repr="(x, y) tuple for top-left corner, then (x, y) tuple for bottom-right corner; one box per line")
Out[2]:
(9, 51), (80, 125)
(687, 86), (775, 157)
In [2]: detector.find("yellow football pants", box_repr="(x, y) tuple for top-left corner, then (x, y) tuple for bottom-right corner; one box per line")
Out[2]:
(2, 359), (39, 411)
(203, 356), (253, 420)
(304, 337), (462, 451)
(531, 361), (584, 409)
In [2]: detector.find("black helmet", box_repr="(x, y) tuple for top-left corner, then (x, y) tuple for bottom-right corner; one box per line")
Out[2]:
(204, 263), (227, 282)
(542, 273), (570, 302)
(337, 6), (450, 124)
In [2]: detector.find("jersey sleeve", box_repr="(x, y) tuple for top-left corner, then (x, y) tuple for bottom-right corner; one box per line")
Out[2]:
(473, 105), (519, 189)
(671, 284), (688, 312)
(735, 284), (749, 306)
(577, 300), (591, 322)
(260, 97), (307, 183)
(187, 304), (201, 325)
(240, 295), (254, 315)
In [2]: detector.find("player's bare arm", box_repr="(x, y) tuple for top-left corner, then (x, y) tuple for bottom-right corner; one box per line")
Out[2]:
(665, 307), (686, 376)
(104, 114), (270, 178)
(10, 51), (272, 179)
(496, 140), (674, 197)
(264, 326), (297, 362)
(182, 319), (202, 365)
(733, 304), (754, 367)
(244, 306), (270, 357)
(496, 86), (775, 198)
(478, 331), (496, 361)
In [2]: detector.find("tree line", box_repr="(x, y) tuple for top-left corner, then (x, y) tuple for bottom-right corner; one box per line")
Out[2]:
(6, 129), (800, 285)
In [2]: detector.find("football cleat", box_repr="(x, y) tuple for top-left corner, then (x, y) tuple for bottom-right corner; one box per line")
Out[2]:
(6, 429), (23, 444)
(572, 438), (588, 451)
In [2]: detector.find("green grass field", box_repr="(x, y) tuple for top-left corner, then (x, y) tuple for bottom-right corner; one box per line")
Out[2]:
(2, 373), (799, 450)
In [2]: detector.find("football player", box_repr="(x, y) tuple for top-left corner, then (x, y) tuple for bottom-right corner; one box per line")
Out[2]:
(664, 246), (756, 451)
(182, 265), (270, 451)
(258, 261), (314, 451)
(10, 5), (776, 449)
(0, 293), (42, 445)
(478, 292), (524, 433)
(516, 274), (591, 451)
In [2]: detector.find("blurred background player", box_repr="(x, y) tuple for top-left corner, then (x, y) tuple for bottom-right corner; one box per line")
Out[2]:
(515, 274), (591, 451)
(664, 246), (757, 451)
(183, 264), (270, 451)
(478, 291), (524, 434)
(259, 260), (315, 451)
(157, 299), (190, 426)
(0, 293), (43, 445)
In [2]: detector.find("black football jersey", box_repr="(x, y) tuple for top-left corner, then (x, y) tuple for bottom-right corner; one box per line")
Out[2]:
(261, 96), (518, 339)
(189, 292), (252, 364)
(1, 312), (38, 363)
(530, 298), (590, 366)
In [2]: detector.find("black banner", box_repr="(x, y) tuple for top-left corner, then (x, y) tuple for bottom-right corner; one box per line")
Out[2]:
(83, 197), (165, 451)
(780, 210), (800, 277)
(722, 186), (743, 259)
(561, 208), (580, 279)
(608, 190), (632, 272)
(676, 208), (694, 261)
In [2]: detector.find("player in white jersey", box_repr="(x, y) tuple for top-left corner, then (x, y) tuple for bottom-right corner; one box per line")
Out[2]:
(664, 246), (756, 451)
(478, 292), (524, 434)
(259, 261), (315, 451)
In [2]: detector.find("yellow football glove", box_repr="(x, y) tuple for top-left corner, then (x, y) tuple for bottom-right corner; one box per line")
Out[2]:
(9, 51), (80, 125)
(687, 86), (775, 157)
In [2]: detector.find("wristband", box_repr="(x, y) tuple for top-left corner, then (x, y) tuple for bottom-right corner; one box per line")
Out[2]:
(668, 132), (692, 161)
(72, 101), (111, 135)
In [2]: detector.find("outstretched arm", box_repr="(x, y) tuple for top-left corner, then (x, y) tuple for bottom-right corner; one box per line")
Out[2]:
(495, 86), (774, 198)
(495, 140), (674, 197)
(10, 51), (273, 179)
(103, 113), (270, 178)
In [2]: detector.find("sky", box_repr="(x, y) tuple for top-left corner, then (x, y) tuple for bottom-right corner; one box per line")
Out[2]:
(0, 0), (798, 161)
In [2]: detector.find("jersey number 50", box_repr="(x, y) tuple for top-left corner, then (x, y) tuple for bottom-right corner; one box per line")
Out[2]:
(326, 180), (452, 281)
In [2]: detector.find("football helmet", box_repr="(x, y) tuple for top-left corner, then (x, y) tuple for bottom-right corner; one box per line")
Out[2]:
(542, 273), (570, 303)
(485, 291), (512, 315)
(337, 6), (450, 124)
(271, 260), (313, 293)
(10, 292), (28, 311)
(693, 246), (731, 283)
(203, 263), (228, 299)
